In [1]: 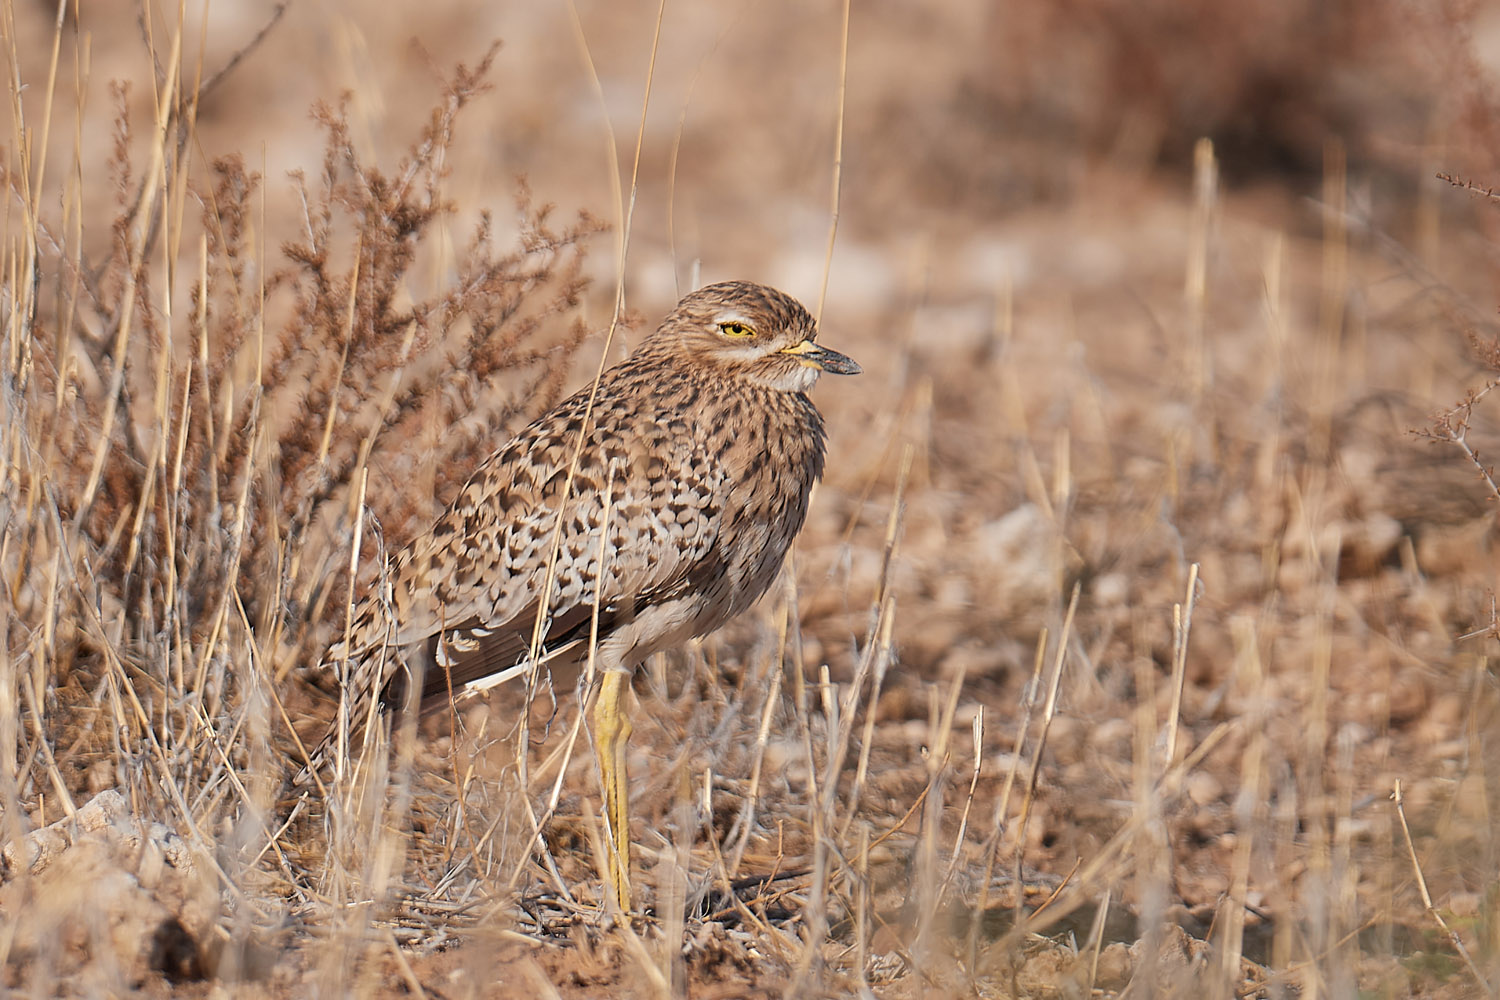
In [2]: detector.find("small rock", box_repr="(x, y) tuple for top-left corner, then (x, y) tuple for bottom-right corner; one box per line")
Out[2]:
(1095, 941), (1133, 989)
(1089, 717), (1135, 756)
(1093, 572), (1130, 608)
(0, 788), (216, 990)
(1184, 771), (1222, 807)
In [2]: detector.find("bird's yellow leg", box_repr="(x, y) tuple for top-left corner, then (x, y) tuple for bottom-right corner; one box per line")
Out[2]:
(593, 669), (633, 912)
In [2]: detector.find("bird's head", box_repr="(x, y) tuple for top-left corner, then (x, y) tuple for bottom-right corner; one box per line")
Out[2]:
(645, 281), (861, 391)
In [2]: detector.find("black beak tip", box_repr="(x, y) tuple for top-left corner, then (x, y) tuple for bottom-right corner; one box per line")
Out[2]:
(823, 347), (861, 375)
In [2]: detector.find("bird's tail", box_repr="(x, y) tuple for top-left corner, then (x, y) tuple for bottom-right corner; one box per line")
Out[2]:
(293, 634), (576, 792)
(292, 637), (418, 792)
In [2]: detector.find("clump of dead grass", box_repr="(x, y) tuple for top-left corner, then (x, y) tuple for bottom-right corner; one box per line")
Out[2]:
(0, 20), (600, 990)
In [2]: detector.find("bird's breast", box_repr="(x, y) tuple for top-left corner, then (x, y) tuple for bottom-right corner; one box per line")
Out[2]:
(693, 388), (826, 620)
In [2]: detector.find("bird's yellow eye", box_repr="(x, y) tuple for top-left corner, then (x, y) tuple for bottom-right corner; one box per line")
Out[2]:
(718, 321), (755, 338)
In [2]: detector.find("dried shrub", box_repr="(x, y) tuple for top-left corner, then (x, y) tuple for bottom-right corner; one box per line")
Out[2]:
(0, 42), (602, 813)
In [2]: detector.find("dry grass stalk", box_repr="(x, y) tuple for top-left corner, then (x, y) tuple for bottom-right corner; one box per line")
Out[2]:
(1393, 780), (1492, 994)
(0, 10), (603, 987)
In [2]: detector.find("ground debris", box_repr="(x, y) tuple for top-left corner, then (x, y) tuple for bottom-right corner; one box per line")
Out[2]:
(0, 789), (216, 992)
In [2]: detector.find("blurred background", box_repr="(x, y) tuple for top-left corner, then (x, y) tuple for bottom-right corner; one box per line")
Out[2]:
(24, 0), (1500, 312)
(6, 0), (1500, 993)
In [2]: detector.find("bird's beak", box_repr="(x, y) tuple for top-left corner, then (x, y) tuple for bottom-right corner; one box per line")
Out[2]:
(779, 339), (862, 375)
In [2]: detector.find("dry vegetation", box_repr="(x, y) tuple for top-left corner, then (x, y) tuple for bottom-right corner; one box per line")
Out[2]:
(1, 0), (1499, 997)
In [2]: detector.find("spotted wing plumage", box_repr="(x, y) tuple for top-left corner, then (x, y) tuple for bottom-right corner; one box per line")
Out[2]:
(303, 280), (848, 784)
(325, 363), (729, 723)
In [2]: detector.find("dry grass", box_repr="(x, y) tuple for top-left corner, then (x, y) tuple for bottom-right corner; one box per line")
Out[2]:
(0, 1), (1498, 997)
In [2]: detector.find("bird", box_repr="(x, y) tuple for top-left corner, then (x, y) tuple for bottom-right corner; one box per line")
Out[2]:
(310, 280), (860, 911)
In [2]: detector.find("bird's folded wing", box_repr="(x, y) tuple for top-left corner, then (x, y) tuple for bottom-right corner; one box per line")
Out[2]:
(326, 413), (727, 718)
